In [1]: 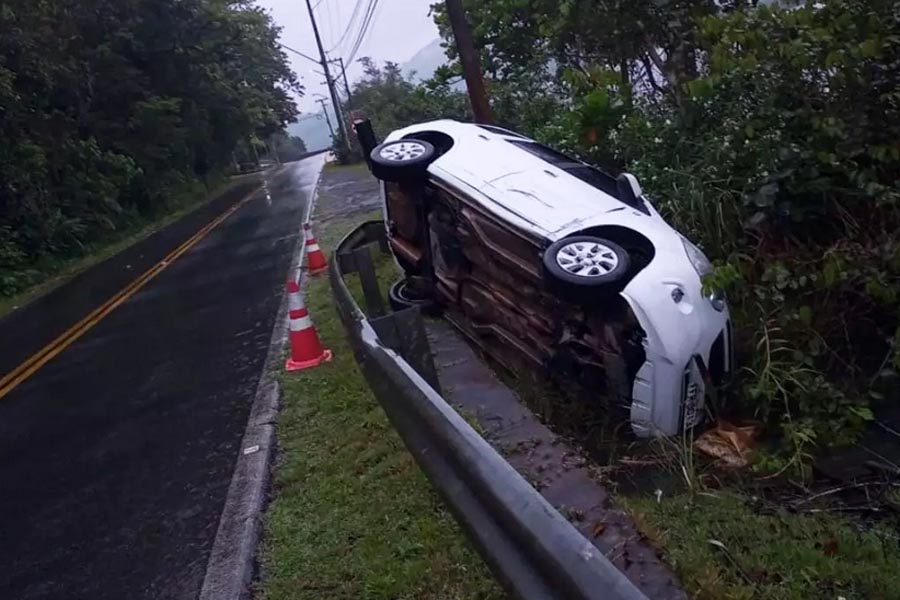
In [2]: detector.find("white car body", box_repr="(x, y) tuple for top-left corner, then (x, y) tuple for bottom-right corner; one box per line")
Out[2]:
(381, 120), (732, 436)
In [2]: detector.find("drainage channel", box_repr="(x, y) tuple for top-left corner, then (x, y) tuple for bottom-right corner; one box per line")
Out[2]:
(424, 319), (686, 600)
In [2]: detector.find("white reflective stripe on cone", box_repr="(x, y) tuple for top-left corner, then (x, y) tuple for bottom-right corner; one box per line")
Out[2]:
(307, 243), (321, 252)
(289, 315), (313, 331)
(288, 293), (303, 312)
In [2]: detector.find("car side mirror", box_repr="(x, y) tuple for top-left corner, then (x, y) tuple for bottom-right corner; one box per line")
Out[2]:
(617, 173), (642, 205)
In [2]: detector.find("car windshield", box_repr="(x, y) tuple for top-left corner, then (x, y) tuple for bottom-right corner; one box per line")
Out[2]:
(508, 140), (647, 211)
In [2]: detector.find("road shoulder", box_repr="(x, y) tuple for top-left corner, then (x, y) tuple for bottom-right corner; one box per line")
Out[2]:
(198, 162), (323, 600)
(256, 163), (503, 600)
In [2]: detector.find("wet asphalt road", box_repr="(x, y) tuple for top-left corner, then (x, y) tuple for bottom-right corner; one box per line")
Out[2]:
(0, 155), (324, 599)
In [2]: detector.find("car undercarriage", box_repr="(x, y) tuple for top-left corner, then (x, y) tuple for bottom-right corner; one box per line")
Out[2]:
(385, 180), (649, 414)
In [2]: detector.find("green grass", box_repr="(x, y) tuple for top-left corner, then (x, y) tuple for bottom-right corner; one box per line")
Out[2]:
(0, 176), (233, 319)
(323, 160), (369, 173)
(261, 165), (900, 600)
(258, 208), (503, 600)
(495, 361), (900, 599)
(625, 491), (900, 600)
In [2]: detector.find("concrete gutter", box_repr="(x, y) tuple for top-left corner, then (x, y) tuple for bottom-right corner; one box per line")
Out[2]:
(198, 158), (325, 600)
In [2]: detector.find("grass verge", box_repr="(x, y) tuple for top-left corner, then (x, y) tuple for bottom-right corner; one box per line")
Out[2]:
(498, 364), (900, 599)
(258, 207), (503, 600)
(0, 175), (236, 319)
(323, 160), (369, 173)
(625, 490), (900, 600)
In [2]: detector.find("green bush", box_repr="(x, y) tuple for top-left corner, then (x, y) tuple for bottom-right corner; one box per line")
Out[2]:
(419, 0), (900, 465)
(548, 0), (900, 465)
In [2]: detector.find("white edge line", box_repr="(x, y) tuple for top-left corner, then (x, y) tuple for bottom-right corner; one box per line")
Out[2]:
(198, 155), (325, 600)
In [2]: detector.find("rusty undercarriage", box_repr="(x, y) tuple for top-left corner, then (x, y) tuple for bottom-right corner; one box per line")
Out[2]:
(385, 180), (647, 410)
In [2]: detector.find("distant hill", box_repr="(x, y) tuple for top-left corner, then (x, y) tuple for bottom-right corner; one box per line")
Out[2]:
(402, 38), (448, 82)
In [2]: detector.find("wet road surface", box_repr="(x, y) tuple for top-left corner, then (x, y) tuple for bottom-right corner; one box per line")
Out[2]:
(0, 155), (324, 599)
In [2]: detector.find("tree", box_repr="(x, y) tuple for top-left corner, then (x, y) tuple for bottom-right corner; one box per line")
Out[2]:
(428, 0), (900, 458)
(271, 134), (309, 163)
(0, 0), (302, 295)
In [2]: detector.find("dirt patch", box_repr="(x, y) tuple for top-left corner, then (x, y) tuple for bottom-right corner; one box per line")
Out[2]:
(314, 164), (381, 230)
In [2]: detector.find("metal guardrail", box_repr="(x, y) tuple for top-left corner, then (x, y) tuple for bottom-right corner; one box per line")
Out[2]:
(329, 221), (649, 600)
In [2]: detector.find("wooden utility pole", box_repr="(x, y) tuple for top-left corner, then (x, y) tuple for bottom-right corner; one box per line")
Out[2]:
(304, 0), (351, 150)
(336, 57), (353, 103)
(315, 98), (335, 138)
(444, 0), (492, 124)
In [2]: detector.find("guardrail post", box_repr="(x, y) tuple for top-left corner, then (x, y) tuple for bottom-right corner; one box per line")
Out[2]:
(351, 245), (386, 318)
(371, 308), (442, 394)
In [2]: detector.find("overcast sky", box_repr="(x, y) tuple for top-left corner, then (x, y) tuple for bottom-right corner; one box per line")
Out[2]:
(256, 0), (440, 116)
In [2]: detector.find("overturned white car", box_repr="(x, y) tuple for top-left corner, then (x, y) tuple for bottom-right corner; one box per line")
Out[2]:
(365, 119), (732, 437)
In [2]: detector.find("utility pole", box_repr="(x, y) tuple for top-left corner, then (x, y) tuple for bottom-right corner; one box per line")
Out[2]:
(444, 0), (492, 124)
(304, 0), (351, 151)
(315, 98), (335, 138)
(335, 57), (353, 103)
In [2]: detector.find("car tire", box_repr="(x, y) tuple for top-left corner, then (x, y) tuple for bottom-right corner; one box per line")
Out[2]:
(543, 236), (631, 300)
(388, 279), (439, 314)
(370, 139), (436, 183)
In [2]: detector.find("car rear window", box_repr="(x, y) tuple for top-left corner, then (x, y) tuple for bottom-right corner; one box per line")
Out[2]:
(509, 140), (646, 212)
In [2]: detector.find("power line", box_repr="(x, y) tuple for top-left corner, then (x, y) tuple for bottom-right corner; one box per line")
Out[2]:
(326, 0), (365, 55)
(345, 0), (378, 63)
(278, 42), (320, 65)
(344, 0), (381, 66)
(320, 0), (337, 51)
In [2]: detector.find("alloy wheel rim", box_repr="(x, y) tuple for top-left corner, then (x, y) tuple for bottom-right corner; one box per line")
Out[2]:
(556, 242), (619, 277)
(379, 142), (427, 162)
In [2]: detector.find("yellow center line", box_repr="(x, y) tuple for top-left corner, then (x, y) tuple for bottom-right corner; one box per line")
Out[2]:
(0, 185), (263, 400)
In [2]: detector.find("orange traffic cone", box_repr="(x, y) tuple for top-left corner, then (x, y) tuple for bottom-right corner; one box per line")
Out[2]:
(284, 280), (332, 371)
(304, 222), (328, 275)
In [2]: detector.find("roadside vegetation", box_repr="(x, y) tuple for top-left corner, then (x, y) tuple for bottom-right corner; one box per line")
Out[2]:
(333, 1), (900, 596)
(0, 0), (300, 301)
(346, 0), (900, 474)
(0, 176), (234, 319)
(627, 491), (900, 599)
(259, 169), (501, 600)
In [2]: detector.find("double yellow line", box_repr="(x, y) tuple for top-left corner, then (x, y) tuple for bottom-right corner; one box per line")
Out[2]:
(0, 186), (262, 401)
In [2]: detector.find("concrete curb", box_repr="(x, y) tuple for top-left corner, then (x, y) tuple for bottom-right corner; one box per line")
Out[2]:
(198, 157), (325, 600)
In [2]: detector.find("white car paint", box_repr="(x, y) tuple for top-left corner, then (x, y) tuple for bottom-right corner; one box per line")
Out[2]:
(383, 120), (731, 436)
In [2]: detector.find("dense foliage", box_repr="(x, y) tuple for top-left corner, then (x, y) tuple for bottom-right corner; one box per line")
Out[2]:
(426, 0), (900, 465)
(271, 134), (309, 163)
(0, 0), (300, 296)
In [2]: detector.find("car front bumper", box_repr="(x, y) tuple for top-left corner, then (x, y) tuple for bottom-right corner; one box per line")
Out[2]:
(620, 258), (732, 437)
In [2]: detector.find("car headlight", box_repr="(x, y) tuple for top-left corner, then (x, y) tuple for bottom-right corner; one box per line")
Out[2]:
(708, 289), (727, 312)
(681, 236), (712, 276)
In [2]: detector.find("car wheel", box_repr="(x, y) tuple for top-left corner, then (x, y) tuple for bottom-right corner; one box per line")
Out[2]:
(370, 139), (436, 183)
(543, 236), (631, 299)
(388, 278), (439, 314)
